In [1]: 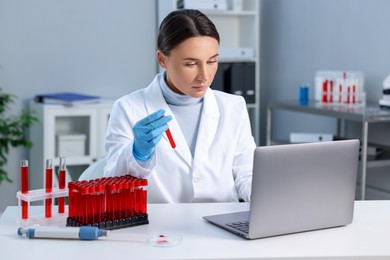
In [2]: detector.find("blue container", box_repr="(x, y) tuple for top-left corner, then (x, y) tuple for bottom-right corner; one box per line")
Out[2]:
(299, 86), (309, 105)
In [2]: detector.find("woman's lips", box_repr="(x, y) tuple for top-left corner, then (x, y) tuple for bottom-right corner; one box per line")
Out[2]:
(192, 85), (207, 91)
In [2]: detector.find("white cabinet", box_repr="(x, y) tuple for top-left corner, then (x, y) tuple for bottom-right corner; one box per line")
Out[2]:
(29, 100), (113, 190)
(157, 0), (260, 144)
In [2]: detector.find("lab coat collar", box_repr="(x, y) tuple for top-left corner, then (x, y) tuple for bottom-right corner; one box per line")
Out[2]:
(203, 85), (221, 118)
(193, 87), (221, 165)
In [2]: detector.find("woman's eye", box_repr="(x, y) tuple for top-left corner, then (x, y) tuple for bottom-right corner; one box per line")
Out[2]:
(208, 60), (218, 64)
(186, 63), (196, 67)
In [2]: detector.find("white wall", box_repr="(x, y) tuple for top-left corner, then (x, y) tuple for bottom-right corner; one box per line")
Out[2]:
(0, 0), (157, 212)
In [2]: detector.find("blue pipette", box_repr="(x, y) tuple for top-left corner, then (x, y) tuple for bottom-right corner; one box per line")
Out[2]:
(18, 226), (107, 240)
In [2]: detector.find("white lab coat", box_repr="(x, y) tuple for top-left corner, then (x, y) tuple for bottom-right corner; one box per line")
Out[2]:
(104, 73), (256, 203)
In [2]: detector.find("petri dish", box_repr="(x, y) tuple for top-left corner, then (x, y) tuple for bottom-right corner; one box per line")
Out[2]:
(147, 233), (182, 247)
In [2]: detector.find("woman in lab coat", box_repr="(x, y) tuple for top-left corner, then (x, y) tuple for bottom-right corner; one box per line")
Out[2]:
(104, 9), (256, 203)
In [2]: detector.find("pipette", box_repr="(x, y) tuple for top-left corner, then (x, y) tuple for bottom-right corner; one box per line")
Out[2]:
(17, 226), (182, 246)
(18, 226), (107, 240)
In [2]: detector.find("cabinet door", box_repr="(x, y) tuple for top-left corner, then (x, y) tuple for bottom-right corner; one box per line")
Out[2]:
(43, 107), (98, 183)
(96, 106), (113, 159)
(44, 107), (98, 161)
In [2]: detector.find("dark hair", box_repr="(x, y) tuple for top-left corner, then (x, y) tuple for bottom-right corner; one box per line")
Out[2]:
(157, 9), (220, 56)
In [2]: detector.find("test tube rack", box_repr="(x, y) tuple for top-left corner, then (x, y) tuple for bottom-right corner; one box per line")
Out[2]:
(16, 187), (69, 227)
(314, 70), (366, 106)
(67, 175), (149, 230)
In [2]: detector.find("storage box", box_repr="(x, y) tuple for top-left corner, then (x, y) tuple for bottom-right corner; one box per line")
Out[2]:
(290, 132), (334, 143)
(219, 47), (255, 59)
(180, 0), (228, 10)
(56, 134), (86, 157)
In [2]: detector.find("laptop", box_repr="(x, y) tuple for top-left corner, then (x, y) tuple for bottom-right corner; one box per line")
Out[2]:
(203, 139), (360, 239)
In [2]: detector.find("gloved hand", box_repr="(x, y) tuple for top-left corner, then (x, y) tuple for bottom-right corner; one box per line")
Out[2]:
(132, 109), (172, 161)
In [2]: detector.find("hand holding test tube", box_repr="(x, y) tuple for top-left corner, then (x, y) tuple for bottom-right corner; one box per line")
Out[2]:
(132, 109), (174, 161)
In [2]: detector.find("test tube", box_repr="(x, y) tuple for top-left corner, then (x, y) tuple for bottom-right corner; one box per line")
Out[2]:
(329, 80), (333, 103)
(45, 159), (53, 218)
(128, 179), (135, 218)
(116, 180), (123, 220)
(140, 179), (148, 215)
(20, 160), (29, 220)
(67, 182), (74, 220)
(165, 128), (176, 148)
(95, 183), (104, 224)
(58, 157), (66, 214)
(122, 180), (129, 219)
(162, 115), (176, 148)
(134, 179), (141, 216)
(322, 79), (328, 103)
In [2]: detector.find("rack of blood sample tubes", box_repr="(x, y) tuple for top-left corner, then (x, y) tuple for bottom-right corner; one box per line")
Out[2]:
(67, 175), (148, 230)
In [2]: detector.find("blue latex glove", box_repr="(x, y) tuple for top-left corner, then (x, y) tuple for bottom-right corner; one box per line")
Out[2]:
(133, 109), (173, 161)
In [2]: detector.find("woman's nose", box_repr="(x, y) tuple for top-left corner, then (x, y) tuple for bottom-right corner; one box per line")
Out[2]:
(197, 66), (209, 84)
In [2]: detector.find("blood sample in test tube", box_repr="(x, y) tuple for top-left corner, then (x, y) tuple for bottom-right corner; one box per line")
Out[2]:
(129, 180), (135, 218)
(161, 115), (176, 148)
(20, 160), (29, 220)
(134, 179), (141, 216)
(140, 179), (148, 215)
(45, 159), (53, 218)
(58, 157), (66, 214)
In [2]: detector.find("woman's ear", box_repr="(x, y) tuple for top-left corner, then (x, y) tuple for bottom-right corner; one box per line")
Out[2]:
(156, 50), (167, 69)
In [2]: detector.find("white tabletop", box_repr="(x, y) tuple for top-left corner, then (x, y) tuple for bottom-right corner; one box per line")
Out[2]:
(1, 201), (390, 259)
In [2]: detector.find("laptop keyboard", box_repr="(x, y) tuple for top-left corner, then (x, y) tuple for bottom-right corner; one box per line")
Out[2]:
(226, 221), (249, 234)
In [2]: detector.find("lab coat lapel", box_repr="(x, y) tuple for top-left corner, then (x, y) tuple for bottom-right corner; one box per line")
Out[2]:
(194, 89), (220, 163)
(144, 80), (193, 168)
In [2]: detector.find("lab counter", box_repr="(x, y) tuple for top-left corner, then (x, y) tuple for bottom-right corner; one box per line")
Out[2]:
(1, 201), (390, 259)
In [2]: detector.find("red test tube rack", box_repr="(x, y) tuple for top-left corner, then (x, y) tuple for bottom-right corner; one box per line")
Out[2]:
(66, 175), (148, 230)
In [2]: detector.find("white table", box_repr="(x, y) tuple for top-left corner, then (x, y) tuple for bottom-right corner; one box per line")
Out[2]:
(1, 201), (390, 259)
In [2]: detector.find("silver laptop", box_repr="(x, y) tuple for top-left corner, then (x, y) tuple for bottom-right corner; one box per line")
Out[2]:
(203, 139), (360, 239)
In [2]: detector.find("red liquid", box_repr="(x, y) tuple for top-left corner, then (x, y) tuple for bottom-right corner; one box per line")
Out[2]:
(45, 167), (53, 218)
(165, 128), (176, 148)
(58, 169), (66, 213)
(322, 80), (328, 103)
(140, 179), (148, 215)
(67, 175), (148, 227)
(20, 165), (28, 219)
